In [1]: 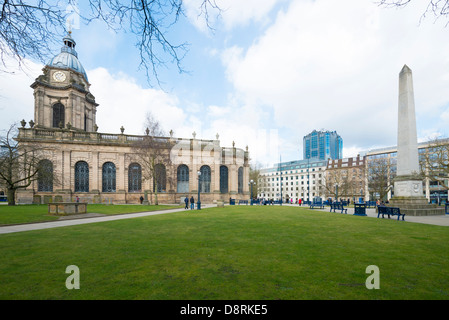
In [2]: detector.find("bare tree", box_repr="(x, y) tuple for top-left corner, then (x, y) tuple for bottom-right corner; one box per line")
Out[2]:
(250, 162), (262, 198)
(367, 158), (395, 201)
(0, 123), (55, 205)
(0, 0), (220, 84)
(132, 112), (173, 205)
(377, 0), (449, 24)
(324, 169), (354, 200)
(419, 137), (449, 191)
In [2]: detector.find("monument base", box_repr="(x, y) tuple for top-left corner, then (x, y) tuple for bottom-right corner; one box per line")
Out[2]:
(389, 196), (445, 216)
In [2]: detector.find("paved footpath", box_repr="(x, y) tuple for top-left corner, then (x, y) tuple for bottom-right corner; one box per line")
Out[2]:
(1, 204), (448, 235)
(258, 204), (449, 227)
(0, 204), (215, 235)
(311, 206), (449, 227)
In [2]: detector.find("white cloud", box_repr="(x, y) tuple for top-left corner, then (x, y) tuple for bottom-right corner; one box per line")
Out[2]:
(207, 105), (231, 117)
(0, 58), (42, 130)
(185, 0), (286, 32)
(220, 0), (449, 157)
(89, 68), (187, 136)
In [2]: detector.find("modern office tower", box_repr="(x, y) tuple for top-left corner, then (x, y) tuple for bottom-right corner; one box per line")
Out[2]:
(303, 130), (343, 160)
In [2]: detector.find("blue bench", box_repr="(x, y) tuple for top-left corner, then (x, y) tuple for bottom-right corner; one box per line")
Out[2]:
(445, 203), (448, 214)
(330, 202), (347, 214)
(239, 200), (248, 205)
(377, 206), (405, 221)
(365, 201), (377, 208)
(309, 202), (324, 209)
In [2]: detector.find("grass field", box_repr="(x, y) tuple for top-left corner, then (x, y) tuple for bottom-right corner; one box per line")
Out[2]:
(0, 205), (448, 300)
(0, 204), (182, 225)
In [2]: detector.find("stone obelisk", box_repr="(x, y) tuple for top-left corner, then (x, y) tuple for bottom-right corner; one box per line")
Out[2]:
(389, 65), (444, 215)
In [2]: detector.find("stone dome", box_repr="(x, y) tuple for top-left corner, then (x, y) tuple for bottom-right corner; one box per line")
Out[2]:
(47, 33), (88, 82)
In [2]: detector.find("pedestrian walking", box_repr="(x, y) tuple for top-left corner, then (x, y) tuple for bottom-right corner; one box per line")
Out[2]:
(184, 196), (189, 209)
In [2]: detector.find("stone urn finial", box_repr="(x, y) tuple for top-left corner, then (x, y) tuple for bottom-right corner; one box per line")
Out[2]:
(29, 120), (35, 128)
(120, 126), (125, 134)
(169, 129), (174, 137)
(145, 127), (150, 135)
(192, 131), (196, 139)
(216, 133), (219, 140)
(20, 119), (26, 128)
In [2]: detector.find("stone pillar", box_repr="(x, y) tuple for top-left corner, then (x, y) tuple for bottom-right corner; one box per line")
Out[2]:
(390, 65), (444, 215)
(91, 151), (99, 192)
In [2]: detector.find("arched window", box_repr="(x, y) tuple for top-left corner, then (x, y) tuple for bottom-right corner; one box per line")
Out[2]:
(177, 165), (189, 193)
(52, 102), (65, 128)
(220, 165), (228, 193)
(199, 165), (211, 193)
(37, 159), (53, 192)
(74, 161), (89, 192)
(102, 162), (116, 192)
(128, 163), (142, 192)
(153, 164), (166, 193)
(238, 167), (243, 194)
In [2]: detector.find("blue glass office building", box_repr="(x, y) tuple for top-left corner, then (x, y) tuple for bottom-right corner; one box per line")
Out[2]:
(303, 130), (343, 160)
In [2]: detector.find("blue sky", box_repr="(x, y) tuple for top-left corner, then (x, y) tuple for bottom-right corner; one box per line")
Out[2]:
(1, 0), (449, 168)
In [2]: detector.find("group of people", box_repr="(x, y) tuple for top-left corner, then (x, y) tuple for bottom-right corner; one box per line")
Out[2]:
(184, 195), (196, 210)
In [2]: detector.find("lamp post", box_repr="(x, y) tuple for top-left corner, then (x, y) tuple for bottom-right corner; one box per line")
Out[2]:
(197, 170), (201, 210)
(249, 179), (256, 205)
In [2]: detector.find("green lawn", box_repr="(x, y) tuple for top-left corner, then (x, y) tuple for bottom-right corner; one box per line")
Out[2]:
(0, 205), (448, 300)
(0, 204), (182, 225)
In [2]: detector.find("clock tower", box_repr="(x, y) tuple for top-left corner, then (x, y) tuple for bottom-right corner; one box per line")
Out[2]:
(31, 31), (98, 131)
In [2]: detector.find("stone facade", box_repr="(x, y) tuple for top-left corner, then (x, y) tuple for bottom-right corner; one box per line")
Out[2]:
(15, 33), (250, 204)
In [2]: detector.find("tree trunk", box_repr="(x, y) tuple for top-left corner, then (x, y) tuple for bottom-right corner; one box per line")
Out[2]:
(7, 188), (16, 206)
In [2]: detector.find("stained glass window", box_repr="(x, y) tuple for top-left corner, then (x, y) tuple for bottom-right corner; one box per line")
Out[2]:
(153, 164), (166, 193)
(177, 164), (189, 193)
(74, 161), (89, 192)
(37, 159), (53, 192)
(199, 165), (211, 193)
(102, 162), (116, 192)
(238, 167), (243, 194)
(220, 165), (228, 193)
(52, 103), (65, 128)
(128, 163), (142, 192)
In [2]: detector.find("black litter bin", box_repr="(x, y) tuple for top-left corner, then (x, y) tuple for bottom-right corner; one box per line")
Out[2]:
(354, 203), (367, 216)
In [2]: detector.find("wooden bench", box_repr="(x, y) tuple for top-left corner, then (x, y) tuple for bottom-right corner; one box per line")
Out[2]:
(377, 206), (405, 221)
(330, 202), (347, 214)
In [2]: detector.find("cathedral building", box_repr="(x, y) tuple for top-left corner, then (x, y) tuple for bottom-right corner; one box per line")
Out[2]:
(16, 32), (250, 204)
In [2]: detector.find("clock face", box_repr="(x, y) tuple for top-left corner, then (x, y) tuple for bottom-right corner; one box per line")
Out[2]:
(53, 71), (66, 82)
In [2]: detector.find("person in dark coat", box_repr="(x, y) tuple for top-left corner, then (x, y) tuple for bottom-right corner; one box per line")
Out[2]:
(184, 196), (189, 209)
(190, 196), (195, 210)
